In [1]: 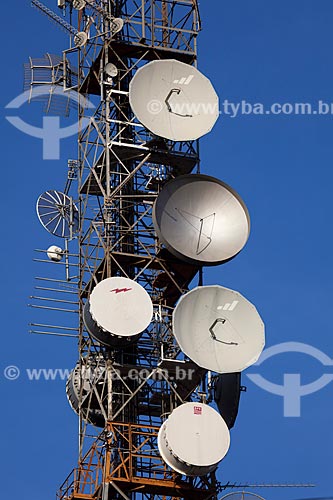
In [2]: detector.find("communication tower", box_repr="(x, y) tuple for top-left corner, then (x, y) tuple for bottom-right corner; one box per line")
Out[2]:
(27, 1), (268, 499)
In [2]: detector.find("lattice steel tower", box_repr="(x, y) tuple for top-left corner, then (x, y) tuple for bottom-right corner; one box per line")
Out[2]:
(28, 1), (265, 499)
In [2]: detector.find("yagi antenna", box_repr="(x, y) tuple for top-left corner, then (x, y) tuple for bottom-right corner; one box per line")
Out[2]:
(31, 0), (92, 47)
(32, 0), (77, 36)
(222, 483), (316, 489)
(293, 498), (331, 500)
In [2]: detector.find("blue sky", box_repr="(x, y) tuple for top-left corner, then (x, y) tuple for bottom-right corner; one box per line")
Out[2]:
(1, 1), (332, 499)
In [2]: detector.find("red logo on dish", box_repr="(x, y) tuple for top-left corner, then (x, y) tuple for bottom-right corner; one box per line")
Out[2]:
(194, 406), (202, 415)
(110, 288), (132, 294)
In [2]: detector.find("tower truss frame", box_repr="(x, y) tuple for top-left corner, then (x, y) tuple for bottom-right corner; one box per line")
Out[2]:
(29, 1), (219, 499)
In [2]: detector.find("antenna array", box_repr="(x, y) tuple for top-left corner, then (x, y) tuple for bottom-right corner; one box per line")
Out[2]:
(25, 1), (304, 499)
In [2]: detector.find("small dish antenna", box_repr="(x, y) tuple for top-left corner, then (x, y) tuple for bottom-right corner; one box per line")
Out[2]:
(72, 0), (86, 9)
(158, 402), (230, 476)
(220, 493), (266, 500)
(129, 59), (219, 141)
(152, 174), (250, 266)
(66, 355), (107, 427)
(110, 18), (124, 35)
(172, 285), (265, 373)
(87, 277), (153, 340)
(36, 190), (79, 238)
(83, 300), (141, 347)
(47, 245), (63, 262)
(74, 31), (88, 48)
(104, 63), (118, 78)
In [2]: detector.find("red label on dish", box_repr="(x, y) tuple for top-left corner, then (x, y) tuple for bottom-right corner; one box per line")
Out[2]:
(194, 406), (202, 415)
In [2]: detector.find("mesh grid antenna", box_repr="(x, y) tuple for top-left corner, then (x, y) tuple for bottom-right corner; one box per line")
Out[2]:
(24, 53), (79, 115)
(36, 190), (79, 238)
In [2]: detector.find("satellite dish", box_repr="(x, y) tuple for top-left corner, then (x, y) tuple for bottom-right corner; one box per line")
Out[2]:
(220, 493), (266, 500)
(72, 0), (86, 9)
(158, 402), (230, 476)
(74, 31), (88, 48)
(172, 285), (265, 373)
(152, 174), (250, 266)
(83, 300), (141, 347)
(110, 18), (124, 35)
(104, 63), (118, 78)
(129, 59), (219, 141)
(88, 277), (153, 338)
(36, 190), (79, 238)
(47, 245), (63, 262)
(66, 355), (107, 427)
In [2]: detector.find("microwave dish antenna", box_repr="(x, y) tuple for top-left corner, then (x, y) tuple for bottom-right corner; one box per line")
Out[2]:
(36, 190), (79, 239)
(129, 59), (219, 142)
(153, 174), (250, 266)
(173, 285), (265, 373)
(158, 402), (230, 476)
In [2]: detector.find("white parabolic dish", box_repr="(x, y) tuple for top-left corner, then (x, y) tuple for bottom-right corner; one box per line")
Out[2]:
(220, 493), (266, 500)
(152, 174), (250, 266)
(129, 59), (219, 141)
(72, 0), (86, 10)
(89, 277), (153, 337)
(172, 285), (265, 373)
(104, 63), (118, 77)
(158, 402), (230, 476)
(74, 31), (88, 48)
